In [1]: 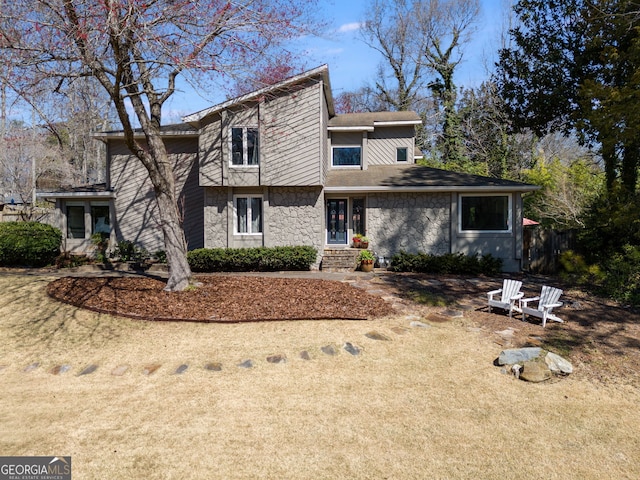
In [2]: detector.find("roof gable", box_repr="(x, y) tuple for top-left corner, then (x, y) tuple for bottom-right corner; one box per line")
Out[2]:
(182, 65), (334, 126)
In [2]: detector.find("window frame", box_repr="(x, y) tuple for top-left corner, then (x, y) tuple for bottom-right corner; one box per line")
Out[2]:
(229, 126), (259, 167)
(66, 203), (86, 239)
(233, 194), (263, 235)
(331, 146), (362, 168)
(458, 194), (512, 233)
(396, 146), (408, 163)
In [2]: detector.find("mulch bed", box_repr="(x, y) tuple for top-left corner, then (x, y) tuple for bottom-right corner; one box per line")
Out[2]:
(46, 275), (395, 322)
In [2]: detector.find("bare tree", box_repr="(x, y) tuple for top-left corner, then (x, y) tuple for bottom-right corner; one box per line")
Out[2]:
(358, 0), (479, 158)
(0, 0), (320, 290)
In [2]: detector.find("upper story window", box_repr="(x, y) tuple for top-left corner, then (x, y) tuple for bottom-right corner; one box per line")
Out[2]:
(459, 194), (511, 232)
(231, 127), (259, 166)
(332, 146), (361, 167)
(396, 147), (408, 162)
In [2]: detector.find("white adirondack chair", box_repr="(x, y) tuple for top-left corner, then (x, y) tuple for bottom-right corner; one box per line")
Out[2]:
(519, 285), (564, 328)
(487, 279), (524, 318)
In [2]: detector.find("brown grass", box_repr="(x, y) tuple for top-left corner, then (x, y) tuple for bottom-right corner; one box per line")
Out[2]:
(1, 273), (639, 479)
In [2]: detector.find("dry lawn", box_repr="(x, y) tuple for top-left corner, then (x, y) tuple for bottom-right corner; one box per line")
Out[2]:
(1, 273), (639, 479)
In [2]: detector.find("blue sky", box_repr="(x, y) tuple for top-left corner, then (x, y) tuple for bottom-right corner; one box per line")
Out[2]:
(164, 0), (508, 120)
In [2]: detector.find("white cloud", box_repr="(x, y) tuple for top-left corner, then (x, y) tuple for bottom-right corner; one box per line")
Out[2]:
(337, 22), (362, 33)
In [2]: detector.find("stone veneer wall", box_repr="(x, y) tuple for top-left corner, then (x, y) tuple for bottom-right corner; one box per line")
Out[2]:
(265, 187), (324, 267)
(203, 186), (324, 267)
(367, 192), (451, 258)
(203, 187), (229, 248)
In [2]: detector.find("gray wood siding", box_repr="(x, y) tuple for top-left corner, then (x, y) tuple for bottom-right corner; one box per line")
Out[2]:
(110, 138), (203, 253)
(261, 82), (323, 186)
(199, 114), (223, 186)
(368, 126), (415, 165)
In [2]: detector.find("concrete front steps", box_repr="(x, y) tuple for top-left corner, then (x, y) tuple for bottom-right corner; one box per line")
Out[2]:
(321, 248), (360, 272)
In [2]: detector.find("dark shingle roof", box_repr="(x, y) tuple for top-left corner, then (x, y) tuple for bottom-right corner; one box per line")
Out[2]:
(325, 164), (537, 191)
(328, 111), (422, 128)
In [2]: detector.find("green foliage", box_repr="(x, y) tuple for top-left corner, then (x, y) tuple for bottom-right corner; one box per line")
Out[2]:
(579, 188), (640, 261)
(558, 250), (604, 285)
(187, 246), (317, 272)
(358, 250), (375, 262)
(388, 251), (503, 276)
(110, 240), (148, 262)
(91, 232), (110, 263)
(522, 156), (605, 228)
(0, 221), (62, 267)
(559, 247), (640, 306)
(497, 0), (640, 194)
(152, 250), (167, 264)
(55, 252), (92, 269)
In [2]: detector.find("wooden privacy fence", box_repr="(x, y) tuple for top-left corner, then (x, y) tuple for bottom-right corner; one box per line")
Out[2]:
(523, 227), (576, 274)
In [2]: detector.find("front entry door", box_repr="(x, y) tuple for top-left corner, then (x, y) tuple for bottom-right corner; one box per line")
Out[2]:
(327, 199), (348, 245)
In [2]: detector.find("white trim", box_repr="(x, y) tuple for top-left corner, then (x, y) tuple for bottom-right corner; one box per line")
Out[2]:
(38, 191), (115, 199)
(396, 146), (409, 163)
(458, 193), (513, 234)
(374, 120), (423, 126)
(327, 126), (375, 132)
(233, 194), (263, 236)
(324, 185), (536, 193)
(331, 145), (362, 168)
(229, 126), (259, 168)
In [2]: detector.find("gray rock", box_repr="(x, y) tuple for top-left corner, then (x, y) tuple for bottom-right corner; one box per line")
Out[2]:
(111, 365), (129, 376)
(174, 364), (189, 374)
(24, 362), (40, 373)
(365, 331), (392, 341)
(205, 362), (222, 371)
(237, 359), (253, 369)
(343, 342), (361, 356)
(520, 361), (552, 382)
(545, 352), (574, 374)
(267, 354), (287, 364)
(78, 364), (98, 376)
(442, 309), (464, 318)
(498, 347), (543, 365)
(410, 321), (431, 328)
(50, 365), (71, 375)
(321, 345), (337, 356)
(299, 351), (311, 360)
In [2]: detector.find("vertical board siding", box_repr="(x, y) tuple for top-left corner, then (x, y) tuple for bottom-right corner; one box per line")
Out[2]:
(199, 114), (223, 186)
(110, 138), (202, 253)
(368, 126), (415, 165)
(261, 82), (323, 186)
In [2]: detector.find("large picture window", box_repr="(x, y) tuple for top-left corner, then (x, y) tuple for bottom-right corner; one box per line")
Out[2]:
(231, 127), (259, 166)
(460, 195), (511, 232)
(332, 146), (361, 167)
(235, 196), (263, 234)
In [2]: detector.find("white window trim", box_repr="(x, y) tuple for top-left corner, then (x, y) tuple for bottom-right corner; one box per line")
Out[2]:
(331, 145), (362, 168)
(229, 125), (259, 168)
(458, 193), (512, 233)
(396, 146), (408, 162)
(233, 194), (263, 235)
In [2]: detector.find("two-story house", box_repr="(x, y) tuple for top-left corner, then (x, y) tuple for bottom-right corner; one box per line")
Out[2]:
(42, 65), (537, 271)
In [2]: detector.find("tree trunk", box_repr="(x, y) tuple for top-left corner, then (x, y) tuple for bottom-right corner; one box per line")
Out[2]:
(155, 188), (192, 291)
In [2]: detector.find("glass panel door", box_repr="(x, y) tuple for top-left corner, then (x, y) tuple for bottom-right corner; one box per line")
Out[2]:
(352, 198), (365, 236)
(327, 199), (348, 245)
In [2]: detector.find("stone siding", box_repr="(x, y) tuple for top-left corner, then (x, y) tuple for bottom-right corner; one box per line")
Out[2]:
(203, 187), (229, 248)
(266, 187), (324, 265)
(367, 192), (450, 258)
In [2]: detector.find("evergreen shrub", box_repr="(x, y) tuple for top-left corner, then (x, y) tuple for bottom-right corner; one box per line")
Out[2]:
(0, 221), (62, 267)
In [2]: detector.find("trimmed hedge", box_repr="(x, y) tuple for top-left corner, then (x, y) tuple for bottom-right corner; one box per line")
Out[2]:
(0, 221), (62, 267)
(187, 246), (317, 272)
(389, 251), (503, 276)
